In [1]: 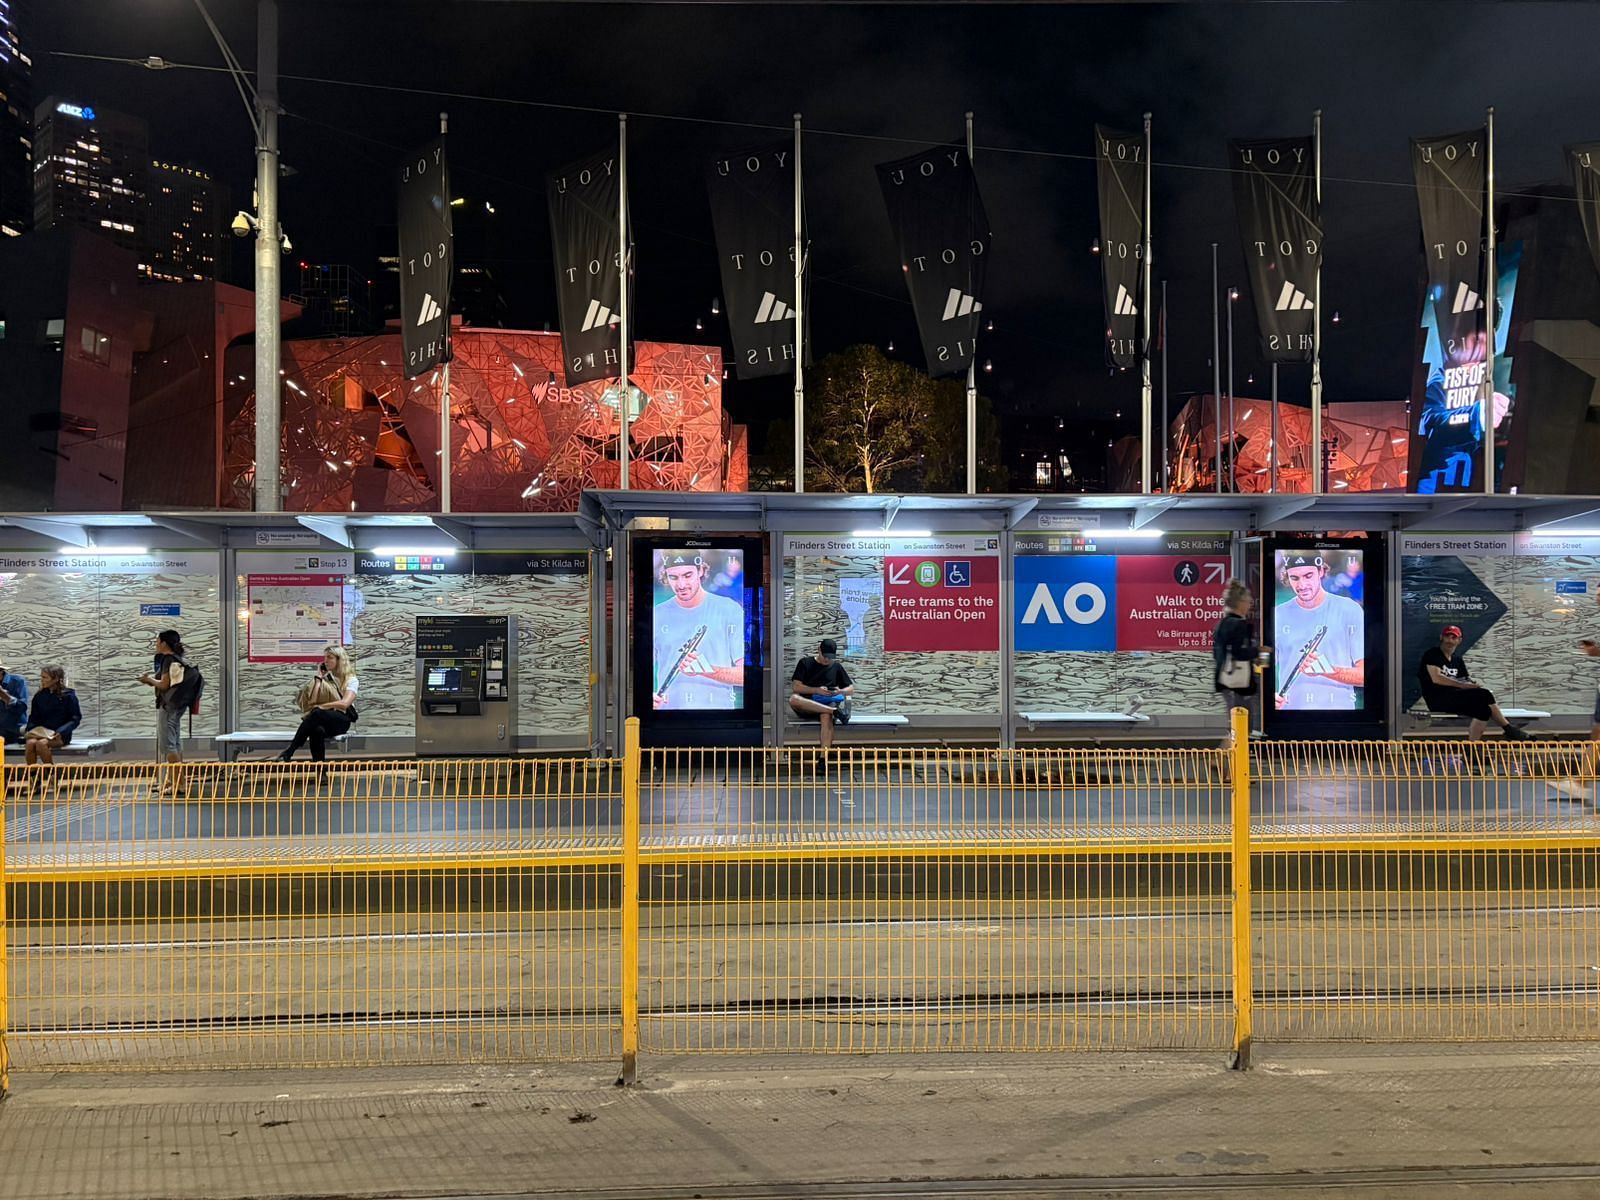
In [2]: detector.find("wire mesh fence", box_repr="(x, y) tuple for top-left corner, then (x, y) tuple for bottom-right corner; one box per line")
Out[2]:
(634, 743), (1238, 1053)
(1249, 737), (1600, 1042)
(2, 756), (623, 1072)
(2, 725), (1597, 1085)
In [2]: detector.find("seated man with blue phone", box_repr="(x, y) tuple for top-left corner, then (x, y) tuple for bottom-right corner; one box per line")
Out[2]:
(790, 638), (854, 754)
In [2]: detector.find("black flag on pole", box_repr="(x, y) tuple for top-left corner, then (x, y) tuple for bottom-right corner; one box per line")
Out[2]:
(1412, 129), (1487, 355)
(707, 142), (801, 379)
(1230, 136), (1320, 363)
(1568, 142), (1600, 279)
(397, 138), (453, 379)
(876, 144), (990, 378)
(547, 148), (625, 387)
(1409, 128), (1489, 494)
(1095, 125), (1144, 369)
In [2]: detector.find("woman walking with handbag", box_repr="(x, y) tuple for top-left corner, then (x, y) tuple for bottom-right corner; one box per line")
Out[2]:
(1213, 580), (1269, 746)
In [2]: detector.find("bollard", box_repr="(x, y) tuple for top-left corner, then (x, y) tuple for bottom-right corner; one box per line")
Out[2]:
(0, 750), (9, 1096)
(1229, 704), (1253, 1071)
(617, 716), (641, 1086)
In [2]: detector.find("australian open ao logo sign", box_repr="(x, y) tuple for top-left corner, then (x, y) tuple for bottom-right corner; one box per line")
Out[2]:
(1015, 556), (1117, 651)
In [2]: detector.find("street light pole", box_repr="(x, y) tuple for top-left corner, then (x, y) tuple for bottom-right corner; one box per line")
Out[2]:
(253, 0), (281, 512)
(1227, 286), (1236, 495)
(1211, 243), (1222, 494)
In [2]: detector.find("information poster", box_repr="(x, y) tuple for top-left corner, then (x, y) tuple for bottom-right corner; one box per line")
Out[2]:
(883, 555), (1000, 651)
(247, 573), (345, 663)
(1013, 533), (1230, 653)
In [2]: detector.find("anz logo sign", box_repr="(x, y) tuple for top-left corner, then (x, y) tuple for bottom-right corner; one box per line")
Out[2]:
(1014, 557), (1116, 651)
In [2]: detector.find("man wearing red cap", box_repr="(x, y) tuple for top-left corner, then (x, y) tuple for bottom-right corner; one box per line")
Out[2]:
(1417, 625), (1529, 741)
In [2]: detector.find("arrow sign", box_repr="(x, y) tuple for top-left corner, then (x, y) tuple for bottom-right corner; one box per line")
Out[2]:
(1204, 562), (1227, 584)
(888, 563), (912, 586)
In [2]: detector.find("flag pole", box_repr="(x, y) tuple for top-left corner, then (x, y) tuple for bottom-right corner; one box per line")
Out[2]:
(1140, 111), (1153, 495)
(965, 111), (977, 495)
(1483, 106), (1496, 496)
(1311, 108), (1324, 494)
(1270, 362), (1280, 494)
(1226, 284), (1235, 493)
(618, 112), (630, 490)
(794, 113), (805, 494)
(1160, 278), (1169, 493)
(438, 110), (452, 514)
(1212, 241), (1222, 493)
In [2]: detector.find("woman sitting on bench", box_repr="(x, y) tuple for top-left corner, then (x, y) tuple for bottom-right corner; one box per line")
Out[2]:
(23, 665), (83, 765)
(1418, 625), (1528, 742)
(279, 645), (360, 762)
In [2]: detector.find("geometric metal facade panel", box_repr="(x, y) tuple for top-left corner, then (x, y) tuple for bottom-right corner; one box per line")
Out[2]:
(224, 329), (736, 512)
(1166, 395), (1410, 494)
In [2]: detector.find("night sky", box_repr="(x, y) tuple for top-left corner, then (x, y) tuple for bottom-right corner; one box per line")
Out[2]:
(27, 0), (1600, 470)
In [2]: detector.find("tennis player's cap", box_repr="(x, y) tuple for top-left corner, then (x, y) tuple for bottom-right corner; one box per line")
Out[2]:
(1442, 624), (1463, 638)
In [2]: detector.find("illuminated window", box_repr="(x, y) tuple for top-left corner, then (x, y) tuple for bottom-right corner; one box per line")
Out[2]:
(78, 325), (111, 366)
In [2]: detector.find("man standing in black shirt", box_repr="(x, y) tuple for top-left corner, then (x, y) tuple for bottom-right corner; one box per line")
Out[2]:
(790, 638), (854, 751)
(1417, 624), (1529, 741)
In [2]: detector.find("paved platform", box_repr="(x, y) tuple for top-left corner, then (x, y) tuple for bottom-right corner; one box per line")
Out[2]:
(2, 1047), (1598, 1199)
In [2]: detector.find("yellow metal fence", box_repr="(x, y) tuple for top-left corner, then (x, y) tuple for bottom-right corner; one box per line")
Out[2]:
(2, 712), (1597, 1090)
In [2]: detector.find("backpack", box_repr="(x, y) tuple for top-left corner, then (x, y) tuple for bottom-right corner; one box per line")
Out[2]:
(166, 658), (205, 715)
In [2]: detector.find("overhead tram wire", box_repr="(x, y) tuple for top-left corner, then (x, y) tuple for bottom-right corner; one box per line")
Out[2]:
(50, 50), (1592, 206)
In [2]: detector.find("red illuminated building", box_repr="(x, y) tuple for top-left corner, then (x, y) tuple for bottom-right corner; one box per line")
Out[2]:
(220, 327), (745, 512)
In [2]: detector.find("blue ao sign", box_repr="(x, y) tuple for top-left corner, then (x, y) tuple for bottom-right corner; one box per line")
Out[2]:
(1013, 535), (1231, 653)
(1015, 556), (1117, 651)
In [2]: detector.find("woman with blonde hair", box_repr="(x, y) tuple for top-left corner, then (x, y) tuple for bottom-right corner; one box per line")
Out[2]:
(279, 645), (359, 761)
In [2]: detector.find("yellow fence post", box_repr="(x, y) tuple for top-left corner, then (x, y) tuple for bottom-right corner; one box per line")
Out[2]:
(0, 750), (9, 1096)
(618, 716), (641, 1085)
(1229, 704), (1253, 1070)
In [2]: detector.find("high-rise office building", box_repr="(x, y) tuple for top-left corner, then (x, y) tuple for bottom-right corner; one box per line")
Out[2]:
(0, 0), (32, 236)
(32, 95), (148, 254)
(295, 262), (373, 336)
(145, 159), (225, 282)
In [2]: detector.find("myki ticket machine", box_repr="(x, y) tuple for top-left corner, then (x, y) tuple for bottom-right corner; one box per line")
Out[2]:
(415, 615), (516, 755)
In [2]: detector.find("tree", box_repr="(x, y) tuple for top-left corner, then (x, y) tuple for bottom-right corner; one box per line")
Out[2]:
(922, 386), (1009, 493)
(805, 345), (945, 493)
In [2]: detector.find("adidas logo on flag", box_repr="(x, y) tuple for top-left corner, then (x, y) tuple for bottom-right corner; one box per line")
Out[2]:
(580, 298), (617, 332)
(415, 293), (442, 326)
(1451, 281), (1484, 314)
(1113, 284), (1137, 317)
(1274, 281), (1313, 312)
(754, 291), (793, 323)
(941, 287), (983, 321)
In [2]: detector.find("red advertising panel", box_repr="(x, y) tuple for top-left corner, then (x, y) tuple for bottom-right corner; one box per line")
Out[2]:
(884, 555), (1000, 651)
(1113, 555), (1231, 652)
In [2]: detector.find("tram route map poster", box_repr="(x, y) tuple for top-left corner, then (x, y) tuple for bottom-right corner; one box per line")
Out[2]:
(650, 548), (747, 710)
(247, 573), (345, 663)
(1272, 549), (1366, 711)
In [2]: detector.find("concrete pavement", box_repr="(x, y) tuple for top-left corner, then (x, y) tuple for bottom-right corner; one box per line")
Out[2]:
(2, 1046), (1599, 1199)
